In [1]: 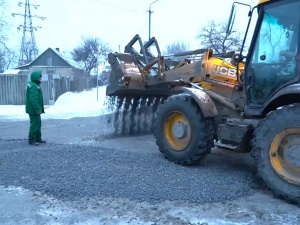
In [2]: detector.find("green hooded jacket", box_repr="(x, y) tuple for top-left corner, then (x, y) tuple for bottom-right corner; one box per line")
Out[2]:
(25, 71), (44, 114)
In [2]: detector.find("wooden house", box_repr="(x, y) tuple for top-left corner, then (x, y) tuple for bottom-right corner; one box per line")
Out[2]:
(0, 48), (87, 105)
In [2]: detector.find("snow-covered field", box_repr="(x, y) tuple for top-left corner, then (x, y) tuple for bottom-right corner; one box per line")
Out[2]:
(0, 86), (109, 121)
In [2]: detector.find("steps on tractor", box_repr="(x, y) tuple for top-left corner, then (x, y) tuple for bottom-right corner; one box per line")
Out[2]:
(216, 119), (259, 152)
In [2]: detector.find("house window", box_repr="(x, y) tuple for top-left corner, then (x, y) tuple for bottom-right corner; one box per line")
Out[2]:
(47, 54), (52, 66)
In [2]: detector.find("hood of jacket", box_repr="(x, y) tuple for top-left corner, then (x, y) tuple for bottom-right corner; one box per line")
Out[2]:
(31, 71), (42, 84)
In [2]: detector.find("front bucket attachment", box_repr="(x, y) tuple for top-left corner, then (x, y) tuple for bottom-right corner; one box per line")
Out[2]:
(106, 52), (147, 97)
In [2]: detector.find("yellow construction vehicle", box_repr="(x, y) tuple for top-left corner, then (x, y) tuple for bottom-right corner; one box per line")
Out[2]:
(106, 0), (300, 204)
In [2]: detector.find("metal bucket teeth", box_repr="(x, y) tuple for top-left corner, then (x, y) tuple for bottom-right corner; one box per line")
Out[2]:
(106, 95), (166, 135)
(129, 97), (139, 134)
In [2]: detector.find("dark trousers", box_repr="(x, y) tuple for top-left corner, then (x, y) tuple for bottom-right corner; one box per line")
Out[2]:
(28, 114), (42, 143)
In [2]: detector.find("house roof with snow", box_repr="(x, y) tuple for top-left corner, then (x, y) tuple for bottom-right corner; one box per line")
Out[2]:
(15, 48), (82, 70)
(0, 69), (22, 75)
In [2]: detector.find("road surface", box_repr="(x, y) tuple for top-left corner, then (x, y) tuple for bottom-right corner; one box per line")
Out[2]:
(0, 116), (299, 224)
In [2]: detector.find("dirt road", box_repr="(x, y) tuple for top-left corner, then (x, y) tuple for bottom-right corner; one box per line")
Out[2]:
(0, 116), (299, 224)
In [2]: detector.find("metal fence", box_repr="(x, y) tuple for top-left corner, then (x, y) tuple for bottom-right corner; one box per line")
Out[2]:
(0, 74), (74, 105)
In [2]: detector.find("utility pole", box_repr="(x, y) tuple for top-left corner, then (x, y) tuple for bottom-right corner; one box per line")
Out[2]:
(12, 0), (46, 66)
(147, 0), (159, 41)
(96, 53), (99, 101)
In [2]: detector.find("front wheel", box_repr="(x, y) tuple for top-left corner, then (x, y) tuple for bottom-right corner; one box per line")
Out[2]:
(154, 95), (214, 165)
(252, 105), (300, 205)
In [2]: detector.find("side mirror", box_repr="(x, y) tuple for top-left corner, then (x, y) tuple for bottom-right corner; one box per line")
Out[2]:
(226, 4), (236, 35)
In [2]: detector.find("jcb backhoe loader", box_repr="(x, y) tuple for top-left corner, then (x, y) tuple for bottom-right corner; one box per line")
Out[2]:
(106, 0), (300, 204)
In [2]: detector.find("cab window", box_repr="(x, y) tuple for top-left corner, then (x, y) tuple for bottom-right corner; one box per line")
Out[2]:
(248, 0), (300, 104)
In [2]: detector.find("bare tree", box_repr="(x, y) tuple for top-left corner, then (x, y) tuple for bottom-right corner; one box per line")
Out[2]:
(165, 42), (189, 55)
(164, 42), (190, 60)
(261, 16), (285, 58)
(0, 0), (7, 48)
(196, 20), (243, 54)
(0, 49), (17, 72)
(0, 50), (5, 72)
(71, 37), (111, 75)
(18, 40), (39, 65)
(0, 0), (12, 72)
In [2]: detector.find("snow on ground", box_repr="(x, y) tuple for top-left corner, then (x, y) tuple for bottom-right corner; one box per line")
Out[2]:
(0, 86), (110, 122)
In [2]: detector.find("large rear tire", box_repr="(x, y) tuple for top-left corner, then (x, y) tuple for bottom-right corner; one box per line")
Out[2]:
(154, 95), (214, 165)
(252, 105), (300, 205)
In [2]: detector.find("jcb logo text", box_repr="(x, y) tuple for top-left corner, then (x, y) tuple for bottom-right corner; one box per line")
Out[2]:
(212, 65), (236, 78)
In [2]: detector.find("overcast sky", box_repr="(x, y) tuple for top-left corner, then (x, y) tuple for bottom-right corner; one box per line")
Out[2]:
(4, 0), (258, 56)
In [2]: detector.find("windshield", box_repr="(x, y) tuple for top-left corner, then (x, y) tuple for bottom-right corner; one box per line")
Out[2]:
(247, 0), (300, 105)
(252, 12), (298, 64)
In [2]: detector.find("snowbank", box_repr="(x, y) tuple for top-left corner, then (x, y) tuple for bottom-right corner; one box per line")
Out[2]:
(0, 86), (110, 121)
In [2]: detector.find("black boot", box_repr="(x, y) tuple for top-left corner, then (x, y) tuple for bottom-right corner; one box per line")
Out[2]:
(29, 141), (39, 146)
(36, 140), (46, 144)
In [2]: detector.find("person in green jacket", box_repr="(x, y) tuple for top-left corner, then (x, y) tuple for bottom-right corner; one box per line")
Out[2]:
(25, 71), (46, 146)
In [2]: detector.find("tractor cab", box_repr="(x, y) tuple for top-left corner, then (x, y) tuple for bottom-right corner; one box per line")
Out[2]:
(229, 0), (300, 115)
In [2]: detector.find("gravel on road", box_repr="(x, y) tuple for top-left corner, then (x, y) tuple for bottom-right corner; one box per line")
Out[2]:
(0, 138), (260, 204)
(1, 117), (299, 225)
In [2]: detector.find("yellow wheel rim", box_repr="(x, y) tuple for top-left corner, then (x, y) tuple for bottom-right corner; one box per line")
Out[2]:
(270, 128), (300, 186)
(164, 111), (191, 151)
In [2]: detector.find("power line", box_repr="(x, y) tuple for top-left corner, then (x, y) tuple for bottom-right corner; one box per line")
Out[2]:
(12, 0), (46, 66)
(118, 18), (148, 52)
(90, 0), (147, 15)
(137, 19), (148, 34)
